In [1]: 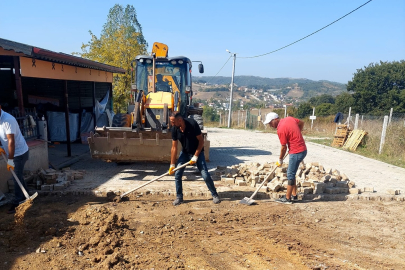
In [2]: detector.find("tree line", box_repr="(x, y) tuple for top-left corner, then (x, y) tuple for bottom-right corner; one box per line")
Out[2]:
(296, 60), (405, 118)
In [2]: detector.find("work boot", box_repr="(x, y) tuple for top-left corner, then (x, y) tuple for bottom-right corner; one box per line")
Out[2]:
(173, 197), (183, 206)
(212, 195), (221, 204)
(275, 196), (292, 204)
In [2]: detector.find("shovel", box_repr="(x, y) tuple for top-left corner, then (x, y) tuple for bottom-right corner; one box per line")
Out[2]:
(114, 161), (192, 202)
(239, 153), (289, 205)
(1, 152), (38, 205)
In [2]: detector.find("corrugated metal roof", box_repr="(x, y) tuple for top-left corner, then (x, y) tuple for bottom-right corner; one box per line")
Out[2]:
(0, 38), (125, 74)
(0, 38), (32, 55)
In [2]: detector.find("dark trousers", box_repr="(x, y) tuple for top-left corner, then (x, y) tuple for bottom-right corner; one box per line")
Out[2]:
(12, 150), (29, 205)
(174, 151), (218, 199)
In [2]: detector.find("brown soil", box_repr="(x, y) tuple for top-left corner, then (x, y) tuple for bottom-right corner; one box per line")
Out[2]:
(11, 200), (34, 246)
(1, 195), (404, 270)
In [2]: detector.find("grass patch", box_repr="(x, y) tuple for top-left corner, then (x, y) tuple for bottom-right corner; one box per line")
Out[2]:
(305, 137), (333, 146)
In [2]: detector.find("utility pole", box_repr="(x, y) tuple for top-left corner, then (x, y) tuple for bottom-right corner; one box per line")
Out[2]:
(227, 51), (236, 128)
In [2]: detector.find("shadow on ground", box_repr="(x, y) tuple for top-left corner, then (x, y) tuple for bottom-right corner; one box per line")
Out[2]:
(209, 146), (272, 165)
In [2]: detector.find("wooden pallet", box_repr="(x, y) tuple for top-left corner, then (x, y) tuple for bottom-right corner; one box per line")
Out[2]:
(343, 129), (367, 151)
(331, 125), (350, 147)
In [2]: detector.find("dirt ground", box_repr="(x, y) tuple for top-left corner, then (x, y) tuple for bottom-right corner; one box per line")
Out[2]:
(1, 194), (404, 270)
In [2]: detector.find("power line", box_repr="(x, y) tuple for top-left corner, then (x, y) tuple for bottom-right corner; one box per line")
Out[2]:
(239, 0), (373, 59)
(204, 55), (233, 84)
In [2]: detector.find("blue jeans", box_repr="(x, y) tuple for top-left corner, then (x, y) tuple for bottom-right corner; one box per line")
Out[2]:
(12, 150), (30, 205)
(175, 151), (218, 199)
(287, 150), (307, 185)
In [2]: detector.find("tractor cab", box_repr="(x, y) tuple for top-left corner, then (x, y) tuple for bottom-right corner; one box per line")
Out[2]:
(130, 42), (204, 132)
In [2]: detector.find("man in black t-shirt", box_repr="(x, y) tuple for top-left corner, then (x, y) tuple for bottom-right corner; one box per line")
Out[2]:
(169, 112), (220, 206)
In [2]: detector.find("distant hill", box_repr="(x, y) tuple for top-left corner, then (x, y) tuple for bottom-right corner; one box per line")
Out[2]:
(193, 76), (346, 99)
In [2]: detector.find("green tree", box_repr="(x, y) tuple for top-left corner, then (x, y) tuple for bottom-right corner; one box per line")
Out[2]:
(296, 102), (313, 118)
(335, 92), (355, 113)
(233, 100), (241, 111)
(347, 60), (405, 114)
(287, 106), (297, 117)
(242, 100), (265, 110)
(309, 94), (335, 106)
(316, 103), (335, 116)
(202, 106), (219, 122)
(78, 4), (147, 113)
(273, 108), (284, 117)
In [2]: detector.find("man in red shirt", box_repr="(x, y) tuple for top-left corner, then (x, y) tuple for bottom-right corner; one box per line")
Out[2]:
(264, 112), (307, 204)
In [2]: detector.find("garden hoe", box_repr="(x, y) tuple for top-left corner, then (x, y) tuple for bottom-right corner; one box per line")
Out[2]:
(239, 153), (289, 205)
(1, 152), (38, 205)
(113, 161), (191, 203)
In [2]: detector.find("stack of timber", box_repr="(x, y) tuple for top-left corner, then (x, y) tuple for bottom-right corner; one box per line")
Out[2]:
(332, 125), (350, 147)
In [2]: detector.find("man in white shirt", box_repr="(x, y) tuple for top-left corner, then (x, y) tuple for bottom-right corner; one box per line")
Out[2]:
(0, 105), (29, 214)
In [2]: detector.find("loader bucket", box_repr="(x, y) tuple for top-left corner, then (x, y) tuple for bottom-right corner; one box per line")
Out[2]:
(88, 127), (210, 163)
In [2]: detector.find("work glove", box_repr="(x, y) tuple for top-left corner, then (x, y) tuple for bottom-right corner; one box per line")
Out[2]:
(168, 164), (175, 175)
(190, 155), (198, 165)
(0, 147), (5, 156)
(7, 159), (15, 171)
(275, 159), (283, 167)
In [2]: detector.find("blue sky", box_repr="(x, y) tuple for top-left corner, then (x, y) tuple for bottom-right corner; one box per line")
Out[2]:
(1, 0), (404, 84)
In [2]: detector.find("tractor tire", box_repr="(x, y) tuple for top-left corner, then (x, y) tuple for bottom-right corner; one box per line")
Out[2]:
(188, 107), (203, 116)
(112, 113), (131, 127)
(189, 114), (203, 130)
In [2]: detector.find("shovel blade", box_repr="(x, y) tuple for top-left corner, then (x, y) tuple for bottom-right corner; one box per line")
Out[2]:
(19, 192), (38, 205)
(239, 197), (256, 205)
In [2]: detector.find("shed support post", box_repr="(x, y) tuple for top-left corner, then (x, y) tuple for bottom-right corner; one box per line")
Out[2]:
(13, 57), (25, 115)
(64, 80), (71, 157)
(92, 82), (96, 129)
(110, 84), (113, 112)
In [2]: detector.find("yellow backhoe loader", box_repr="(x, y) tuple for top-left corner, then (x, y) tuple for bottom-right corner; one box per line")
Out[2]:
(87, 42), (209, 162)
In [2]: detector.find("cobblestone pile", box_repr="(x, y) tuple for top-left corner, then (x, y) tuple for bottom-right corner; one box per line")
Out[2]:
(11, 168), (87, 192)
(215, 161), (360, 196)
(37, 168), (86, 191)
